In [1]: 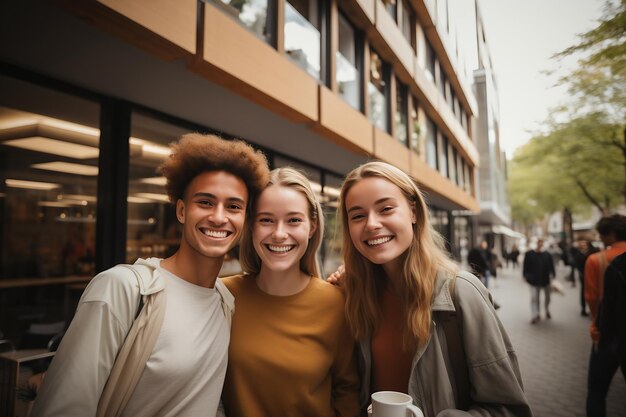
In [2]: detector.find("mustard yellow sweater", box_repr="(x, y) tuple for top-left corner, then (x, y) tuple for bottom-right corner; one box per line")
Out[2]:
(221, 275), (360, 417)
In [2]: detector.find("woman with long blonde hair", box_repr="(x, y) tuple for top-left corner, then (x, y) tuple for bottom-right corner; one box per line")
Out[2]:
(221, 167), (359, 417)
(338, 161), (531, 416)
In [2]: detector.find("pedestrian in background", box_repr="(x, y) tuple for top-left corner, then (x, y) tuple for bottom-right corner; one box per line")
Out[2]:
(585, 214), (626, 417)
(523, 239), (555, 324)
(467, 240), (491, 288)
(570, 240), (599, 316)
(592, 251), (626, 416)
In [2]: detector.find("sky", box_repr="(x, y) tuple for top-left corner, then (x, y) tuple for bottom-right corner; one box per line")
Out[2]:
(477, 0), (605, 157)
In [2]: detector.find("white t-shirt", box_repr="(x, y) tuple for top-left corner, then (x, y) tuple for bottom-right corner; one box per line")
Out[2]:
(122, 265), (230, 417)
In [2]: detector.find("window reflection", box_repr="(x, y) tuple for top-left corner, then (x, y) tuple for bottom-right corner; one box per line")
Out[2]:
(127, 113), (190, 264)
(368, 49), (388, 131)
(425, 117), (437, 169)
(285, 0), (320, 79)
(395, 81), (408, 146)
(213, 0), (271, 43)
(439, 135), (449, 178)
(410, 97), (420, 153)
(337, 13), (360, 110)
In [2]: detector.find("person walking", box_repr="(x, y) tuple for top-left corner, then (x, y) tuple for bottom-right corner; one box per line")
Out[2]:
(220, 168), (359, 417)
(31, 133), (270, 417)
(571, 240), (599, 316)
(337, 161), (531, 417)
(523, 239), (555, 324)
(467, 240), (491, 288)
(585, 214), (626, 417)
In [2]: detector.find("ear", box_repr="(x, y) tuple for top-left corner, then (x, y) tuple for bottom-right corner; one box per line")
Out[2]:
(411, 206), (417, 225)
(176, 199), (185, 224)
(309, 221), (318, 239)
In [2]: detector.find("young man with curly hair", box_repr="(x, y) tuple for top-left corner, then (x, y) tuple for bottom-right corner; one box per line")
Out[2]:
(32, 133), (270, 417)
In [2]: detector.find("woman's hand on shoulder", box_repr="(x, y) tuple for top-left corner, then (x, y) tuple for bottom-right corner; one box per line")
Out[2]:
(326, 264), (345, 287)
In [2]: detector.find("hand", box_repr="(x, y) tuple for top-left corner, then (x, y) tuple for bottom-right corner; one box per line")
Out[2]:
(326, 264), (345, 286)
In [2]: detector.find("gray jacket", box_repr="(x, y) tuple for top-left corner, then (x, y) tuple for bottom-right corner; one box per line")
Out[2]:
(358, 270), (532, 417)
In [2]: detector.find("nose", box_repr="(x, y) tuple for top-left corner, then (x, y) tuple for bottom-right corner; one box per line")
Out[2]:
(365, 213), (382, 231)
(209, 204), (227, 225)
(272, 221), (288, 240)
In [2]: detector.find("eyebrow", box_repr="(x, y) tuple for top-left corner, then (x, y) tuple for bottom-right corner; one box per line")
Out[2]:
(347, 197), (395, 213)
(192, 192), (246, 204)
(256, 211), (306, 217)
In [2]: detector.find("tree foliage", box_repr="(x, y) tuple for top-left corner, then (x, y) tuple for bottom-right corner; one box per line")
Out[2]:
(509, 0), (626, 225)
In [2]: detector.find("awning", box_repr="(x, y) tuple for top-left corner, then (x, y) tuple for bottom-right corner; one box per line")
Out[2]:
(492, 225), (526, 239)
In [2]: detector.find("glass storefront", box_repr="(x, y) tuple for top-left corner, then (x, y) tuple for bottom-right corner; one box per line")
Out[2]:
(0, 75), (100, 344)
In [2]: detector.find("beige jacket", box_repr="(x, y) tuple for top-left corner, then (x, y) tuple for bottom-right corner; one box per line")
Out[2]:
(358, 270), (532, 417)
(31, 258), (234, 417)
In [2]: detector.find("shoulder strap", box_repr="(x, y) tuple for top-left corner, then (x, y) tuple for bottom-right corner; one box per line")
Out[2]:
(440, 275), (471, 410)
(96, 264), (166, 417)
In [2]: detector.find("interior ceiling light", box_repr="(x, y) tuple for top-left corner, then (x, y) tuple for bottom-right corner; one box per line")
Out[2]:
(38, 201), (74, 208)
(130, 138), (170, 157)
(4, 137), (99, 159)
(134, 192), (170, 203)
(32, 162), (99, 176)
(6, 179), (61, 190)
(139, 177), (167, 186)
(58, 194), (97, 203)
(128, 196), (156, 204)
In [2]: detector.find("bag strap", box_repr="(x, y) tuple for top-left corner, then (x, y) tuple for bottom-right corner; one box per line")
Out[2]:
(439, 275), (471, 410)
(96, 264), (166, 417)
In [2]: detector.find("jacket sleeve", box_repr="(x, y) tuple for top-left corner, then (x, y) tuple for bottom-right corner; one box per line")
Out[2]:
(31, 269), (138, 417)
(438, 277), (533, 417)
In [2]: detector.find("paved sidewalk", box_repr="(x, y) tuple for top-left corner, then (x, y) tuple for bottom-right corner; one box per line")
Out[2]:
(488, 264), (626, 417)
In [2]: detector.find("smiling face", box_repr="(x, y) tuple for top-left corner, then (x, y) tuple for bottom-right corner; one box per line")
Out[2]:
(345, 176), (416, 276)
(252, 185), (316, 275)
(176, 170), (248, 261)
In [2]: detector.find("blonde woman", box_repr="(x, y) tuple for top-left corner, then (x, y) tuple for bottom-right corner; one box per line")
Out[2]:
(221, 167), (359, 417)
(338, 161), (531, 417)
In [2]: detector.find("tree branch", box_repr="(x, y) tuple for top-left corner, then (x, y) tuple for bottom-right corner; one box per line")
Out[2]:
(574, 177), (607, 214)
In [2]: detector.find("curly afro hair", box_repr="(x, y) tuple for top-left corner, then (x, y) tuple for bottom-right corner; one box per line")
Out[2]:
(158, 133), (270, 205)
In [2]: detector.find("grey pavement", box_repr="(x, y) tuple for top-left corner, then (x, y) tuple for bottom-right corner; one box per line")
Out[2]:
(487, 263), (626, 417)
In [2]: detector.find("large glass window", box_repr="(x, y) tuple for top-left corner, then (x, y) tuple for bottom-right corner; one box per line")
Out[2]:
(439, 135), (448, 178)
(384, 0), (397, 21)
(319, 173), (343, 277)
(425, 41), (435, 82)
(337, 13), (360, 111)
(425, 117), (437, 169)
(395, 81), (408, 146)
(213, 0), (272, 43)
(437, 65), (446, 97)
(399, 0), (413, 46)
(285, 0), (321, 79)
(368, 49), (388, 131)
(0, 74), (100, 344)
(457, 153), (465, 190)
(127, 113), (190, 265)
(410, 97), (420, 154)
(449, 145), (457, 185)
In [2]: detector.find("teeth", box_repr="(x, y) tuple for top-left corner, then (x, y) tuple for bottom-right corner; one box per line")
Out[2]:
(268, 245), (294, 253)
(203, 230), (228, 238)
(367, 236), (392, 246)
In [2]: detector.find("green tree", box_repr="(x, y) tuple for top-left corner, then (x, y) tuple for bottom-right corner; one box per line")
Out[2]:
(509, 0), (626, 226)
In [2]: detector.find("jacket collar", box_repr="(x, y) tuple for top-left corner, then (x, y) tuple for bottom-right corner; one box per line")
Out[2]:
(430, 269), (457, 313)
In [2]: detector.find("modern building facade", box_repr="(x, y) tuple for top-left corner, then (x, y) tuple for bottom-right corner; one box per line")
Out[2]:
(471, 3), (518, 259)
(0, 0), (483, 343)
